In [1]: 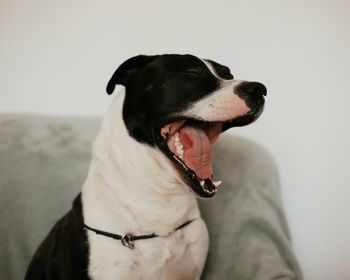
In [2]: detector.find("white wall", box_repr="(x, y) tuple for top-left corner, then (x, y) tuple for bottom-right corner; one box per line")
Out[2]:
(1, 0), (349, 279)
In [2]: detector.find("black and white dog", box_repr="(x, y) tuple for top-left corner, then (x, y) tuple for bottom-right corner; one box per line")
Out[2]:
(25, 54), (266, 280)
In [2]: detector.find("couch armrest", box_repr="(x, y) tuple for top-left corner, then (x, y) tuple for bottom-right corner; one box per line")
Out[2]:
(200, 135), (303, 279)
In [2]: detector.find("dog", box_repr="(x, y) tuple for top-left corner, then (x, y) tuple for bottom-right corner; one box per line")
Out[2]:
(25, 54), (266, 280)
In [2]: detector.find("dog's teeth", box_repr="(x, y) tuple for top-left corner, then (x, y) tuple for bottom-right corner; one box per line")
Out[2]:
(213, 180), (222, 187)
(200, 180), (205, 187)
(174, 132), (184, 160)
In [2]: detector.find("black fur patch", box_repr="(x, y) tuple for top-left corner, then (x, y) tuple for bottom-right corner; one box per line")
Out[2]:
(25, 194), (90, 280)
(107, 54), (229, 145)
(204, 59), (234, 80)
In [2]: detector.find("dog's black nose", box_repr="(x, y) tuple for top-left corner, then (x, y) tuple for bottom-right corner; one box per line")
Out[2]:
(237, 82), (267, 97)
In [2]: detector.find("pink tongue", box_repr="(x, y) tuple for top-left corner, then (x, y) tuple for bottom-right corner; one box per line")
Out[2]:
(179, 126), (212, 180)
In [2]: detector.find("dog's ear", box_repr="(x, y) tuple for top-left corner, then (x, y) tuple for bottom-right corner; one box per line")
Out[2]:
(106, 55), (158, 95)
(205, 59), (234, 80)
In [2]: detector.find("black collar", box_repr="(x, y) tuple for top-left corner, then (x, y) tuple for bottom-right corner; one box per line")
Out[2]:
(72, 194), (196, 249)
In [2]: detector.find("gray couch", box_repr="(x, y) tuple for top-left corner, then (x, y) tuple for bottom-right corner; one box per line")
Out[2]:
(0, 114), (303, 280)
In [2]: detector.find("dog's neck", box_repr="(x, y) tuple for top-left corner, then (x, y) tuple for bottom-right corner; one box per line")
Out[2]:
(82, 88), (200, 236)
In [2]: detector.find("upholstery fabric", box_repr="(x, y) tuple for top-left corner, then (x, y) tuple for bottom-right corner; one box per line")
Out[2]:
(0, 114), (303, 280)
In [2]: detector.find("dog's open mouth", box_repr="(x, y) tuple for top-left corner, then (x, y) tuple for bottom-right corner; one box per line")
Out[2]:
(161, 119), (222, 196)
(154, 104), (264, 198)
(155, 118), (231, 198)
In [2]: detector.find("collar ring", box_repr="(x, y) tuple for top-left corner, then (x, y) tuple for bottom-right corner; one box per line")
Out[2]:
(121, 233), (135, 249)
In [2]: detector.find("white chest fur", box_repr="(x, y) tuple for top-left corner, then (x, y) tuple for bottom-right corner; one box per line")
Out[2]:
(86, 218), (208, 280)
(81, 91), (209, 279)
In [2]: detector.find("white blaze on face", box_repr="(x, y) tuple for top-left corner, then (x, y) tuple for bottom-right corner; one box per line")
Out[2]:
(181, 60), (251, 122)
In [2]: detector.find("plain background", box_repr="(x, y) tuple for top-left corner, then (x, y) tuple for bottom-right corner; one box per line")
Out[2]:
(1, 0), (349, 279)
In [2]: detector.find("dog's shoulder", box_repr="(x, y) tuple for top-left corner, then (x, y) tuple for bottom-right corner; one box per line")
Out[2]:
(25, 194), (90, 280)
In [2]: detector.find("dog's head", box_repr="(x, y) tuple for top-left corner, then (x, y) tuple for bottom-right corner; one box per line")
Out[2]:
(106, 54), (266, 198)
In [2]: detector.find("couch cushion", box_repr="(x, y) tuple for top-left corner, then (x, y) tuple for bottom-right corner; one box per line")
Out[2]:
(0, 114), (303, 280)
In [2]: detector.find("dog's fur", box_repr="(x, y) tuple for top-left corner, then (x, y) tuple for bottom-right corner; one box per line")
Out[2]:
(25, 54), (266, 280)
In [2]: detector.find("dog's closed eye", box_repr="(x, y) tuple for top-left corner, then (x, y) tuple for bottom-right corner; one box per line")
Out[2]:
(185, 69), (201, 74)
(183, 69), (206, 78)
